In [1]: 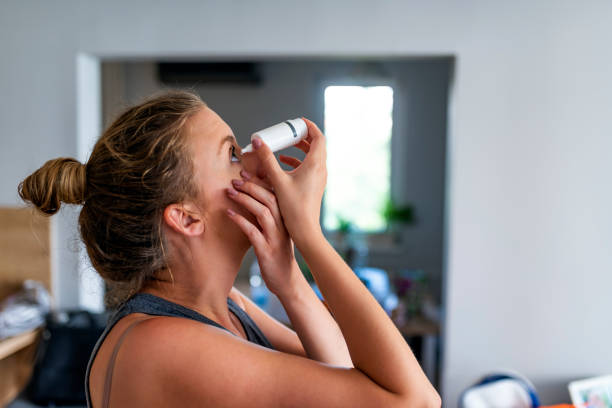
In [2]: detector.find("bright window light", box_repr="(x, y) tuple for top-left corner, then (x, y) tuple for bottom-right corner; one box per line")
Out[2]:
(323, 85), (393, 232)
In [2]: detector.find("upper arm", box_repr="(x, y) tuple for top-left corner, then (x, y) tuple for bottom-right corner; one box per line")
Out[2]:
(127, 317), (407, 408)
(230, 286), (307, 358)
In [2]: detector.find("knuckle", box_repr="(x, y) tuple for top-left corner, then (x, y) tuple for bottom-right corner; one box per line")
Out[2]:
(260, 206), (272, 220)
(267, 194), (277, 207)
(246, 225), (259, 239)
(254, 205), (266, 219)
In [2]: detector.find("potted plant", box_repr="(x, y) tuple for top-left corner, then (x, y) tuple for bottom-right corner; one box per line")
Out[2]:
(380, 194), (415, 243)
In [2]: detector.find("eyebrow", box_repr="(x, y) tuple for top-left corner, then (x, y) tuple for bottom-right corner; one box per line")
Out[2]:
(218, 135), (237, 155)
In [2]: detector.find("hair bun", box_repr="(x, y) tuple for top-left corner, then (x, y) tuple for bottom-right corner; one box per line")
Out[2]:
(18, 157), (86, 215)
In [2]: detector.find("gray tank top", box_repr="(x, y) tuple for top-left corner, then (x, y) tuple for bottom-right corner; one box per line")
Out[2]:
(84, 292), (275, 408)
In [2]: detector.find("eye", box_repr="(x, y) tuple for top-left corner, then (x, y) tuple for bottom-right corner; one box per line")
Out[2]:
(230, 145), (240, 163)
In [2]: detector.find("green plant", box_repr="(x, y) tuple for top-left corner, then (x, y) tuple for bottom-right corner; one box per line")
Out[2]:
(381, 194), (415, 227)
(336, 215), (355, 234)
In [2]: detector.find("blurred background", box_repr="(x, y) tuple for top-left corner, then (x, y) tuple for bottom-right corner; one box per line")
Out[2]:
(0, 1), (610, 407)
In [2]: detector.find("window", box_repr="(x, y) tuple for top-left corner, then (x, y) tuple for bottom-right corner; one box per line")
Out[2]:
(322, 85), (393, 232)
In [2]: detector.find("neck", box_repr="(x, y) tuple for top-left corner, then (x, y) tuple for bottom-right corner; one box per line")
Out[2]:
(139, 231), (249, 333)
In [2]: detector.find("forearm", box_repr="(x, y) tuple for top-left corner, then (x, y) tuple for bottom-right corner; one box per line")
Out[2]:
(278, 262), (353, 367)
(295, 229), (438, 401)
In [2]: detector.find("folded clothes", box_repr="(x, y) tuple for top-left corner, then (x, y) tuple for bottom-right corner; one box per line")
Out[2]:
(0, 279), (51, 339)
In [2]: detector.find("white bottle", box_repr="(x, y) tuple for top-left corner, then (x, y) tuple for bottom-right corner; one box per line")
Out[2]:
(242, 118), (308, 154)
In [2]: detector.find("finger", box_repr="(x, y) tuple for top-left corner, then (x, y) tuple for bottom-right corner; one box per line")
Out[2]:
(301, 117), (323, 144)
(252, 136), (284, 187)
(226, 208), (267, 249)
(226, 187), (277, 235)
(294, 139), (310, 153)
(256, 165), (267, 180)
(279, 155), (302, 169)
(300, 117), (326, 163)
(240, 169), (274, 192)
(300, 117), (314, 144)
(231, 179), (281, 225)
(302, 117), (324, 146)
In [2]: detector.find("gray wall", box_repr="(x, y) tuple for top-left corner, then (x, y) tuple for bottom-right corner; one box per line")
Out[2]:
(1, 1), (611, 405)
(102, 59), (450, 304)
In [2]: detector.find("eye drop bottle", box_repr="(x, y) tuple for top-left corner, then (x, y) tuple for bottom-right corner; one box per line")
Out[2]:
(242, 118), (308, 154)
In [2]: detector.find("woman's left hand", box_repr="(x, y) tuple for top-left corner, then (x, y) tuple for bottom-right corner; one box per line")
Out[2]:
(225, 171), (303, 298)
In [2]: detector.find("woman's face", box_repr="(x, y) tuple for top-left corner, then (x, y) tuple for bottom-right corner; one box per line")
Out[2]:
(184, 106), (264, 242)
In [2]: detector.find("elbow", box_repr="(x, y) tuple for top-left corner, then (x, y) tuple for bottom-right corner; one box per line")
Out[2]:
(421, 384), (441, 408)
(400, 391), (441, 408)
(428, 391), (442, 408)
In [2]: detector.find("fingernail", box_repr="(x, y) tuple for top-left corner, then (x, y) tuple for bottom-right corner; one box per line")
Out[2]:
(226, 187), (238, 196)
(240, 170), (251, 180)
(253, 137), (262, 149)
(232, 179), (244, 187)
(227, 208), (236, 216)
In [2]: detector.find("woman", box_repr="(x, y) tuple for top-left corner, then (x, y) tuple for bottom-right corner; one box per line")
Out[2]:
(18, 90), (440, 407)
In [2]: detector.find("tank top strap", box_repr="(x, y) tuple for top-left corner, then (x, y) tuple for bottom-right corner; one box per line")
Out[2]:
(101, 316), (157, 408)
(226, 297), (274, 347)
(85, 291), (275, 407)
(120, 293), (231, 332)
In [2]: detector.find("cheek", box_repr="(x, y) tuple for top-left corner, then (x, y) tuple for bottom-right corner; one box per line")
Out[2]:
(212, 182), (244, 214)
(213, 183), (234, 207)
(193, 180), (233, 220)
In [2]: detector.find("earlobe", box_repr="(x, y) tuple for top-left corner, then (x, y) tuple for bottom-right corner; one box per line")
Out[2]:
(163, 204), (204, 236)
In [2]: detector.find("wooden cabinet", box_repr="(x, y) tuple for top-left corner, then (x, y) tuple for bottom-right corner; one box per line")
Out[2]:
(0, 329), (42, 406)
(0, 207), (51, 406)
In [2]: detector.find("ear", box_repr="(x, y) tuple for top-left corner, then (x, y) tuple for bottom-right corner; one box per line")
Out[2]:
(163, 203), (204, 236)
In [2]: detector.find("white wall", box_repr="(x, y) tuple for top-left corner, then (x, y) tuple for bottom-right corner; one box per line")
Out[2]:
(1, 1), (610, 405)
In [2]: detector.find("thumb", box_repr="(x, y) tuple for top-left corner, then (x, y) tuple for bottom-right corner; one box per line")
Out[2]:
(252, 136), (284, 186)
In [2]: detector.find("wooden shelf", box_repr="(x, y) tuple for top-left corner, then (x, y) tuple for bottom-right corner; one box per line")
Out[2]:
(0, 329), (40, 361)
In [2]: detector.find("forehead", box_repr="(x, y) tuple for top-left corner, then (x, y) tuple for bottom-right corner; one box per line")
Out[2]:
(185, 106), (233, 143)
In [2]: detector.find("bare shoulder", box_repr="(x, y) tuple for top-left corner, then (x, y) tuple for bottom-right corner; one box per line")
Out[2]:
(108, 314), (407, 408)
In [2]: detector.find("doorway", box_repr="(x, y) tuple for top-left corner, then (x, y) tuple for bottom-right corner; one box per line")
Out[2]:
(96, 56), (454, 387)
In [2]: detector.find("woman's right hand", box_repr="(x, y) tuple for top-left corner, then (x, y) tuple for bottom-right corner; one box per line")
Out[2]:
(243, 117), (327, 244)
